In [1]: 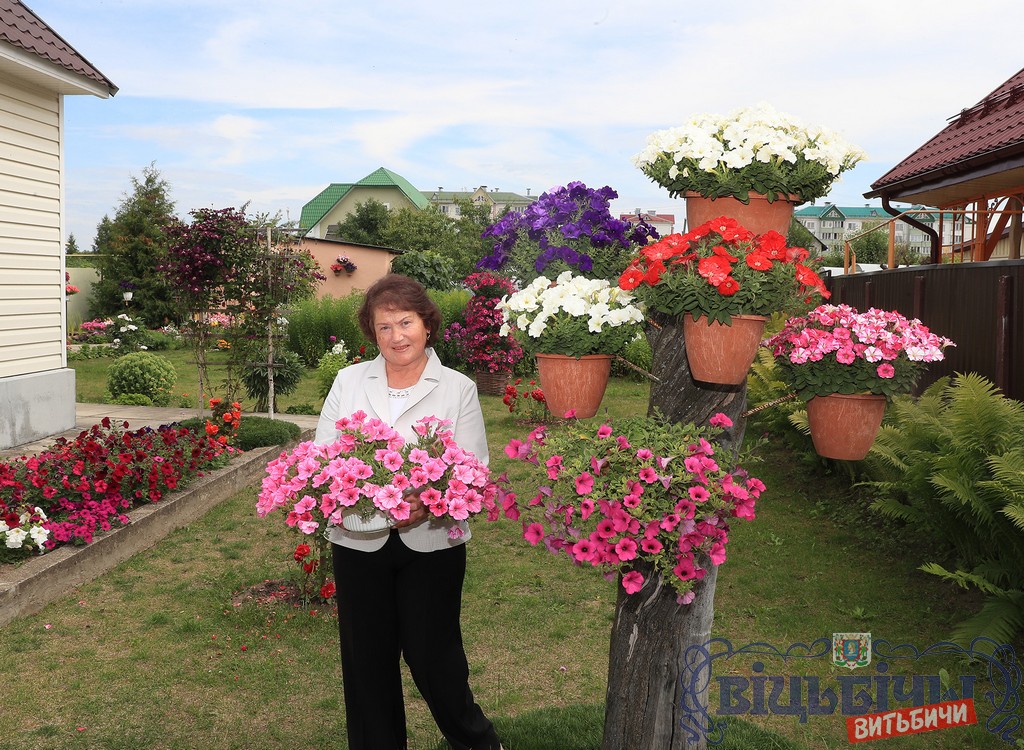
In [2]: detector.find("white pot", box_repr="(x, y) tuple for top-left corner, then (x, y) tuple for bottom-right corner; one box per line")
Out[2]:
(341, 507), (394, 533)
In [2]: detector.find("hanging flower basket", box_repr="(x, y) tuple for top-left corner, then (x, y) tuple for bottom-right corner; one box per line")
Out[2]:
(684, 191), (797, 237)
(805, 393), (887, 460)
(683, 313), (767, 385)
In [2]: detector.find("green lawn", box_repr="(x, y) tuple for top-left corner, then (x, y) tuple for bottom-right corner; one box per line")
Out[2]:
(4, 366), (1015, 749)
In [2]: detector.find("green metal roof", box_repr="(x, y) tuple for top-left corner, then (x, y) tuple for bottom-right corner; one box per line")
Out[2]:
(355, 167), (429, 210)
(299, 183), (352, 230)
(794, 204), (962, 223)
(795, 205), (890, 219)
(298, 167), (431, 231)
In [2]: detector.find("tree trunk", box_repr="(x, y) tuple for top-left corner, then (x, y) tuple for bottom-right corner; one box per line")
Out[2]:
(601, 318), (747, 749)
(602, 563), (718, 750)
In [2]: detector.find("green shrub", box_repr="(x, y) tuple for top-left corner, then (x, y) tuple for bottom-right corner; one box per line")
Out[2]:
(390, 250), (456, 290)
(287, 294), (368, 367)
(864, 373), (1024, 645)
(106, 352), (177, 406)
(428, 288), (470, 371)
(242, 349), (306, 412)
(236, 416), (301, 450)
(108, 392), (154, 406)
(284, 403), (320, 415)
(175, 415), (301, 450)
(316, 345), (350, 400)
(613, 335), (652, 381)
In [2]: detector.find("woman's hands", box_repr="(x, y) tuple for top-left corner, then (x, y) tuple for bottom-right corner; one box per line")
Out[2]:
(393, 490), (428, 529)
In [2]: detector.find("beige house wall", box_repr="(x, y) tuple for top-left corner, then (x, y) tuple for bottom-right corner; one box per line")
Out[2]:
(311, 186), (420, 238)
(299, 238), (398, 299)
(0, 76), (65, 380)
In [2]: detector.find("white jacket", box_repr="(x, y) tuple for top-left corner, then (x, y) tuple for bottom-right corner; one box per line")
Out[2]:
(314, 349), (488, 553)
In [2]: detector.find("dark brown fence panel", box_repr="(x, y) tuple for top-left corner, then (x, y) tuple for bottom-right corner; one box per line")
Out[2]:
(826, 260), (1024, 400)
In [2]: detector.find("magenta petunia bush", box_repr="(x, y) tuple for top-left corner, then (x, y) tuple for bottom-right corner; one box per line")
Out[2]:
(495, 413), (762, 601)
(764, 303), (955, 400)
(257, 412), (498, 539)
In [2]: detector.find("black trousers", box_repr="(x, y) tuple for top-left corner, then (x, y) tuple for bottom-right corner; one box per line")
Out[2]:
(331, 533), (500, 750)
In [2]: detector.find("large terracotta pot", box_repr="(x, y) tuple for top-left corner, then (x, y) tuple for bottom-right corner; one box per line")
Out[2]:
(684, 191), (797, 236)
(535, 353), (612, 419)
(474, 369), (509, 396)
(683, 314), (768, 385)
(806, 393), (887, 460)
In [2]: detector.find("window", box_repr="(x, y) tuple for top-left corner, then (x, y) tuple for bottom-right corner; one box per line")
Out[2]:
(847, 222), (858, 231)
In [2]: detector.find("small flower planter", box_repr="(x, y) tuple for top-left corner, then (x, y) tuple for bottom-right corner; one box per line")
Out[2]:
(535, 353), (612, 419)
(806, 393), (886, 460)
(683, 313), (767, 385)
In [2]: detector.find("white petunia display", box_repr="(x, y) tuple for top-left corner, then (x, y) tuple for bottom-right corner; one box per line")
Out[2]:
(497, 271), (645, 357)
(633, 103), (866, 204)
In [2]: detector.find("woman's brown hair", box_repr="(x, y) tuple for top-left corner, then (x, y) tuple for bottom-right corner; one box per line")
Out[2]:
(357, 274), (443, 347)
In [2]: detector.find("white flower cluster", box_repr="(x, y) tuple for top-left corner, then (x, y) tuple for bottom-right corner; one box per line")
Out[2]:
(1, 507), (49, 552)
(497, 271), (645, 339)
(330, 341), (347, 356)
(633, 103), (866, 177)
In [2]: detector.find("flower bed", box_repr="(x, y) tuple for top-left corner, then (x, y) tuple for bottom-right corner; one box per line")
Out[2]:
(0, 431), (304, 627)
(0, 418), (237, 560)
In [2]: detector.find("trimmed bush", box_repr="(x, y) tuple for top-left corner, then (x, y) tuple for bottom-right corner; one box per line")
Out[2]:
(108, 393), (154, 406)
(176, 415), (301, 450)
(106, 352), (177, 406)
(286, 294), (369, 367)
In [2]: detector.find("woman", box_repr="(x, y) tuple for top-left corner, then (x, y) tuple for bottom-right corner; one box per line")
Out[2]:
(315, 274), (503, 750)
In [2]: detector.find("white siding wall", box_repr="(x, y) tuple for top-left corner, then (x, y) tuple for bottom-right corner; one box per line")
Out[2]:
(0, 77), (63, 379)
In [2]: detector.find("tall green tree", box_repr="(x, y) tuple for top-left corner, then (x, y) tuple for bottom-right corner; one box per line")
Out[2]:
(384, 200), (492, 280)
(91, 165), (178, 325)
(64, 233), (80, 254)
(332, 198), (390, 245)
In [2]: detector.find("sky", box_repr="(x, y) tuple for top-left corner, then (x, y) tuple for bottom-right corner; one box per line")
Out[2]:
(25, 0), (1024, 249)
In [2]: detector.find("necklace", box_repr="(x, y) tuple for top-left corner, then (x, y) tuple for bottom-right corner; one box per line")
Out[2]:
(387, 386), (412, 399)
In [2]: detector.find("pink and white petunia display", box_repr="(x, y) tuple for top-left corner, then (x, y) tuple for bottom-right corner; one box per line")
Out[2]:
(257, 412), (497, 539)
(765, 303), (954, 400)
(496, 414), (762, 601)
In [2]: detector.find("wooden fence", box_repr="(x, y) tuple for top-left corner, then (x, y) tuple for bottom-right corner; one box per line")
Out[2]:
(825, 260), (1024, 401)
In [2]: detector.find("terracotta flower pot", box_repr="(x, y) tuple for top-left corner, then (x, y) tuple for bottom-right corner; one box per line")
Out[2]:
(535, 353), (612, 419)
(684, 191), (797, 237)
(683, 314), (767, 385)
(806, 393), (887, 460)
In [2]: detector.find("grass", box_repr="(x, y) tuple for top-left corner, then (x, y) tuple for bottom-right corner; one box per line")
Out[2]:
(71, 346), (324, 414)
(6, 365), (1018, 749)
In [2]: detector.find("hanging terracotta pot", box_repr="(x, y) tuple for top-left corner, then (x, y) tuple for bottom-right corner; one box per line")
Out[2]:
(684, 191), (797, 236)
(806, 393), (886, 460)
(535, 353), (612, 419)
(683, 314), (767, 385)
(474, 369), (509, 396)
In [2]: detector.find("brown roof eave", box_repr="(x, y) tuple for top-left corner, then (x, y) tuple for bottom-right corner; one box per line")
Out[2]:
(865, 143), (1024, 199)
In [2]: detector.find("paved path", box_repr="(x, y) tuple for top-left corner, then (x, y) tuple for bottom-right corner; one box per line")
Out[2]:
(0, 403), (320, 460)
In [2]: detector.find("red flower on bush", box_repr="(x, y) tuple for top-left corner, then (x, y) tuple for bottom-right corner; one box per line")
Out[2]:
(293, 543), (311, 561)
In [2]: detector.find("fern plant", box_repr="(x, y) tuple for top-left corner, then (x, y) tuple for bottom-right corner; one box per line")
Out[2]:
(863, 373), (1024, 644)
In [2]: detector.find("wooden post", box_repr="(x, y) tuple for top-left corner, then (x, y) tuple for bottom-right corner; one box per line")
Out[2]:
(1010, 196), (1023, 260)
(601, 318), (748, 749)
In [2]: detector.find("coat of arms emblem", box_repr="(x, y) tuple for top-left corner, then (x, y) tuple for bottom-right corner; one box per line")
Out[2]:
(832, 632), (871, 670)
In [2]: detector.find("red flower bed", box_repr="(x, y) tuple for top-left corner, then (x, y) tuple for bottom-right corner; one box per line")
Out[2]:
(0, 417), (237, 557)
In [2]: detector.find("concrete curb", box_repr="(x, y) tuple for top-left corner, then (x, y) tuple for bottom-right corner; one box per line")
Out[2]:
(0, 431), (312, 628)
